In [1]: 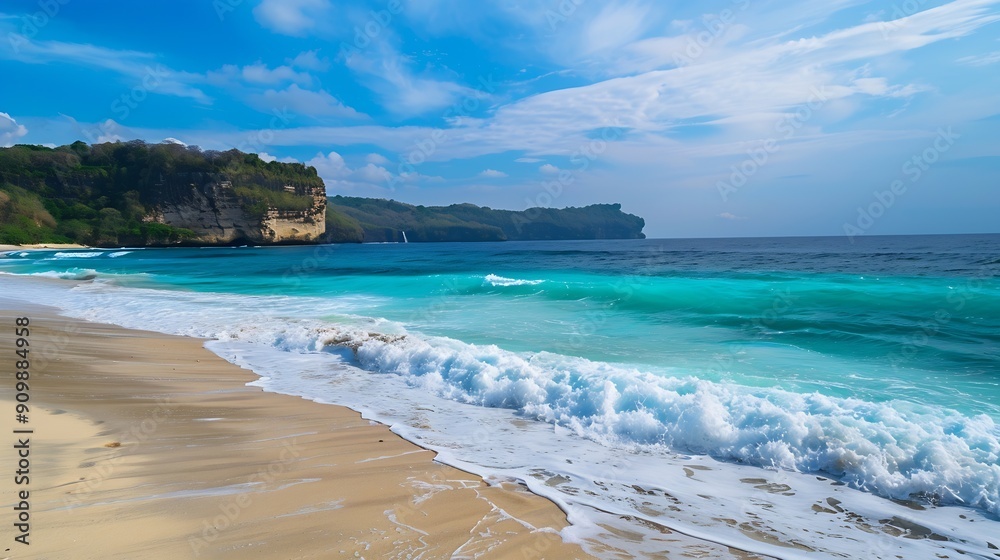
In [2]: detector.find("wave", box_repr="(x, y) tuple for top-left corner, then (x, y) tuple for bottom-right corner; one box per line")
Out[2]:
(483, 274), (545, 287)
(312, 326), (1000, 515)
(19, 268), (100, 280)
(10, 278), (1000, 517)
(108, 251), (132, 258)
(50, 251), (105, 259)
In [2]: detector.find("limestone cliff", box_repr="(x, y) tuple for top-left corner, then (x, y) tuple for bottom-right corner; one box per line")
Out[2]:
(0, 141), (328, 247)
(145, 180), (326, 245)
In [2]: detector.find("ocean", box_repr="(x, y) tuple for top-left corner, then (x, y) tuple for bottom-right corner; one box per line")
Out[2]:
(4, 234), (999, 558)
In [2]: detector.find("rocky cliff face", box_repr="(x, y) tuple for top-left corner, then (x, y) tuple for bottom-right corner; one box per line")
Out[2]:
(146, 180), (326, 245)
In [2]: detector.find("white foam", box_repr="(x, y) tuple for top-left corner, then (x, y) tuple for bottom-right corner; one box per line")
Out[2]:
(108, 251), (132, 258)
(51, 251), (104, 258)
(484, 274), (544, 287)
(6, 275), (1000, 558)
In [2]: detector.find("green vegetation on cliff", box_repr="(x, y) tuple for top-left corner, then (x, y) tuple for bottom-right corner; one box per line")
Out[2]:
(326, 196), (645, 243)
(0, 141), (322, 246)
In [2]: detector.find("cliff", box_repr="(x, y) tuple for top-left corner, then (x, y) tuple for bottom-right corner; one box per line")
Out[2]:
(325, 196), (645, 243)
(0, 141), (325, 246)
(145, 179), (325, 245)
(1, 141), (646, 247)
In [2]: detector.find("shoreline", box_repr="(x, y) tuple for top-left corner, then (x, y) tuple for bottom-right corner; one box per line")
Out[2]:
(0, 244), (90, 253)
(0, 307), (596, 558)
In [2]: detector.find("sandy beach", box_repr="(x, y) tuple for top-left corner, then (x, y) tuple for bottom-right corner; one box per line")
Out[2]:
(0, 244), (90, 253)
(0, 307), (596, 559)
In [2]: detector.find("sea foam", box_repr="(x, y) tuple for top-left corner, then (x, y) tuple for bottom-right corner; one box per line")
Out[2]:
(51, 251), (105, 259)
(484, 274), (545, 287)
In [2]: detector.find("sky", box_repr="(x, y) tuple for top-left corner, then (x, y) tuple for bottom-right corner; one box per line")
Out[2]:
(0, 0), (998, 239)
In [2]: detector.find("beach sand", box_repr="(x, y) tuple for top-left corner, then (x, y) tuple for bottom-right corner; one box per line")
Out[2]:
(0, 244), (89, 252)
(0, 307), (596, 559)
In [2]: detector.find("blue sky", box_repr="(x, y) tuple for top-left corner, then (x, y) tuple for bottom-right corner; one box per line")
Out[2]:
(1, 0), (998, 238)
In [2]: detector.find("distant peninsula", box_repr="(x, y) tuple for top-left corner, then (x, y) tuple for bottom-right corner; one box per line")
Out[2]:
(0, 141), (644, 246)
(325, 196), (645, 243)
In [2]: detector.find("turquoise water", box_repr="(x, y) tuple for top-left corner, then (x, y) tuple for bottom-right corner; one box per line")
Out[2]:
(9, 236), (999, 413)
(4, 235), (1000, 541)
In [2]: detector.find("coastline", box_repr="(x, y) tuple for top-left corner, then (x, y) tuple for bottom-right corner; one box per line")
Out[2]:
(0, 244), (90, 252)
(0, 307), (596, 559)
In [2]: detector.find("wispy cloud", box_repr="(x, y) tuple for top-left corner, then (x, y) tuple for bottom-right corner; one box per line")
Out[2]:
(207, 62), (313, 87)
(957, 50), (1000, 66)
(252, 84), (366, 120)
(0, 28), (209, 102)
(343, 39), (481, 117)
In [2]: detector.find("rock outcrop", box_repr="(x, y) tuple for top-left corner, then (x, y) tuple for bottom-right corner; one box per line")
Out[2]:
(146, 180), (326, 245)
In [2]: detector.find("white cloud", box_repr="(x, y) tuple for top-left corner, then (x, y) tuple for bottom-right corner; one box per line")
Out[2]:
(1, 35), (209, 103)
(366, 153), (391, 165)
(253, 0), (331, 37)
(515, 157), (542, 163)
(243, 63), (311, 86)
(539, 163), (559, 174)
(206, 62), (313, 87)
(258, 152), (277, 163)
(583, 1), (656, 55)
(308, 151), (350, 178)
(479, 169), (508, 178)
(446, 0), (1000, 161)
(161, 137), (186, 146)
(957, 51), (1000, 66)
(253, 84), (365, 119)
(353, 163), (392, 183)
(0, 112), (28, 147)
(719, 212), (748, 220)
(307, 151), (397, 195)
(343, 39), (483, 117)
(94, 119), (125, 143)
(288, 50), (330, 71)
